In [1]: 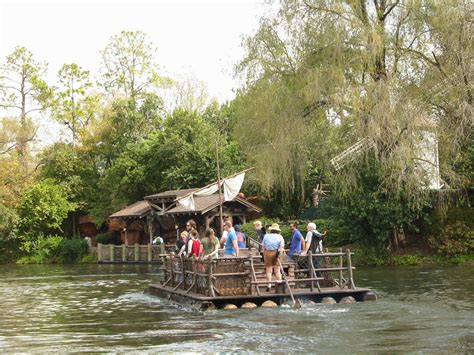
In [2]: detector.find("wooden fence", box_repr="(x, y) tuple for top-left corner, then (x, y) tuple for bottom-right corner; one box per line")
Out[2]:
(97, 243), (164, 263)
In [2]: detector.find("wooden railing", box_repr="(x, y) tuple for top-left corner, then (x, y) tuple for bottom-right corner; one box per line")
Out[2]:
(97, 243), (164, 263)
(160, 247), (357, 297)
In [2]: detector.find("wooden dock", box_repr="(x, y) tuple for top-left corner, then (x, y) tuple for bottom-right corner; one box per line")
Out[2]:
(97, 243), (164, 264)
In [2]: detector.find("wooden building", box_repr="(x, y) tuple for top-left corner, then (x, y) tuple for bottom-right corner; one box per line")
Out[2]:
(109, 188), (262, 245)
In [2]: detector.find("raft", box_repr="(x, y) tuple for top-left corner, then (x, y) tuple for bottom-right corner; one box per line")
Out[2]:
(147, 244), (377, 310)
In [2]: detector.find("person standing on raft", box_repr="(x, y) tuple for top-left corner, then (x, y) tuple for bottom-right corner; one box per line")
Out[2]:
(262, 223), (285, 291)
(223, 221), (240, 257)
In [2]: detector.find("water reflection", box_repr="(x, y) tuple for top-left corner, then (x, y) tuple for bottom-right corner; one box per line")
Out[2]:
(0, 264), (472, 352)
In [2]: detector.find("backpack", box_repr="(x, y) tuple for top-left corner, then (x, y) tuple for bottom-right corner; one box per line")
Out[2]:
(310, 231), (323, 254)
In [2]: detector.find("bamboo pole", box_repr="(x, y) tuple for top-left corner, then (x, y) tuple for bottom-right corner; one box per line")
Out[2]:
(216, 142), (224, 237)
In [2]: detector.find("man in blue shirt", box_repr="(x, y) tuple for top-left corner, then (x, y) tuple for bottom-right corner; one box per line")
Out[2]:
(289, 223), (304, 257)
(224, 221), (239, 257)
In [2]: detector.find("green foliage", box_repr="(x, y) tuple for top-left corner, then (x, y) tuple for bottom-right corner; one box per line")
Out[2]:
(428, 222), (474, 257)
(53, 63), (98, 145)
(390, 255), (428, 266)
(79, 252), (98, 264)
(322, 160), (430, 249)
(96, 232), (116, 245)
(18, 235), (64, 264)
(17, 235), (88, 264)
(58, 238), (89, 263)
(144, 108), (246, 191)
(18, 179), (76, 238)
(353, 248), (391, 267)
(99, 30), (169, 99)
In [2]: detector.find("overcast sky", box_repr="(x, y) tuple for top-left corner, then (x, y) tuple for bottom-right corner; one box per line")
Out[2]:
(0, 0), (267, 144)
(1, 0), (267, 99)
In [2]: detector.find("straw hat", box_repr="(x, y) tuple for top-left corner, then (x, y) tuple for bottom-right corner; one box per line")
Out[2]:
(269, 223), (281, 232)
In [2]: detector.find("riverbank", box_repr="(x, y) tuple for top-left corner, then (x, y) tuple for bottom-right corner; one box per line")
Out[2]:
(353, 249), (474, 267)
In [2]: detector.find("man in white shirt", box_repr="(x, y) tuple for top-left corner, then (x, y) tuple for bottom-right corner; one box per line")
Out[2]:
(301, 222), (327, 271)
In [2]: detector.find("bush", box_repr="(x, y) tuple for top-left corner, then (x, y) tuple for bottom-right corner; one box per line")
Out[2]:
(58, 238), (89, 263)
(18, 235), (64, 264)
(96, 232), (116, 245)
(428, 222), (474, 256)
(79, 253), (98, 264)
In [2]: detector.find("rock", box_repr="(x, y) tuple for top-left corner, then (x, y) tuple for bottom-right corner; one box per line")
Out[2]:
(339, 296), (356, 304)
(261, 300), (278, 308)
(224, 303), (238, 310)
(321, 297), (337, 304)
(362, 292), (377, 301)
(241, 302), (258, 309)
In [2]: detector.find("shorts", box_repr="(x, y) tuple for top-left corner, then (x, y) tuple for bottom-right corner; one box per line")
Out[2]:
(264, 250), (279, 267)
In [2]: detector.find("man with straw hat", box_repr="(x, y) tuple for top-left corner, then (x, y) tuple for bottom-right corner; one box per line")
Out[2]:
(262, 223), (285, 291)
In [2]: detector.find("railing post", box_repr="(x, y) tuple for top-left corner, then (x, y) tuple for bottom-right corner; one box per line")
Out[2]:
(208, 257), (215, 297)
(192, 258), (197, 293)
(148, 243), (152, 262)
(180, 256), (185, 290)
(346, 249), (355, 289)
(339, 247), (343, 289)
(170, 254), (174, 287)
(307, 252), (314, 292)
(122, 244), (126, 262)
(97, 243), (102, 262)
(134, 243), (139, 261)
(109, 244), (114, 262)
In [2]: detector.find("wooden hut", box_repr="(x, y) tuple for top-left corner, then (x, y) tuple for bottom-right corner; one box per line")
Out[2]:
(109, 200), (153, 245)
(108, 189), (262, 245)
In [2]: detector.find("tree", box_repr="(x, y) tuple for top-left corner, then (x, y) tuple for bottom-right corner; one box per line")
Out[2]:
(0, 47), (53, 169)
(99, 30), (169, 100)
(53, 63), (98, 147)
(18, 179), (76, 239)
(234, 0), (473, 208)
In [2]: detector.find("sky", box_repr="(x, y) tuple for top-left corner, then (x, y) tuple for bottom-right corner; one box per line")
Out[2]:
(0, 0), (268, 145)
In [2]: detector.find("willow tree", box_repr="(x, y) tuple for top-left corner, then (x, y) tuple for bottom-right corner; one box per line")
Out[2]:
(234, 0), (473, 210)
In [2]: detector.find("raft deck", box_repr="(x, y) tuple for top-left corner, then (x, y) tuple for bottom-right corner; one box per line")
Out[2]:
(147, 247), (376, 310)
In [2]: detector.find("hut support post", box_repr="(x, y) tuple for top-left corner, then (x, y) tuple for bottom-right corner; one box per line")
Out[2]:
(346, 249), (355, 289)
(122, 244), (126, 262)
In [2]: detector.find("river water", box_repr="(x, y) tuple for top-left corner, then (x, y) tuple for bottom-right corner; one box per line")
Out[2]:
(0, 264), (472, 353)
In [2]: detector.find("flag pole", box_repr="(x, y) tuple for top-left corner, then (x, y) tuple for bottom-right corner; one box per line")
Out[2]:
(216, 141), (224, 237)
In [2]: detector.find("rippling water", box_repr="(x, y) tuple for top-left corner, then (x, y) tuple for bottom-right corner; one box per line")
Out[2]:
(0, 264), (472, 352)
